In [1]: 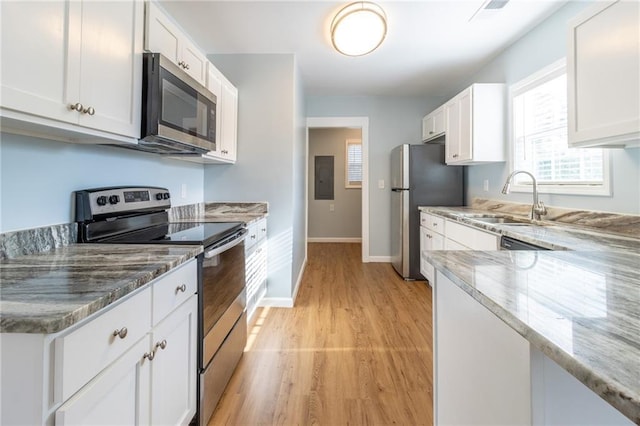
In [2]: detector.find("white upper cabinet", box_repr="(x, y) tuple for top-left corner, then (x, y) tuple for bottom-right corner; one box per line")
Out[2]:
(422, 106), (446, 142)
(218, 77), (239, 162)
(567, 0), (640, 148)
(0, 0), (143, 140)
(145, 1), (207, 85)
(445, 84), (505, 165)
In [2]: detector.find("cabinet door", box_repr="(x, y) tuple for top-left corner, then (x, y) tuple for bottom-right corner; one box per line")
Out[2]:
(422, 115), (433, 141)
(181, 39), (208, 85)
(207, 64), (224, 157)
(149, 296), (197, 426)
(219, 81), (238, 162)
(457, 88), (473, 162)
(445, 100), (460, 163)
(78, 0), (143, 138)
(145, 1), (181, 64)
(432, 107), (445, 136)
(55, 336), (151, 426)
(1, 1), (79, 124)
(568, 0), (640, 147)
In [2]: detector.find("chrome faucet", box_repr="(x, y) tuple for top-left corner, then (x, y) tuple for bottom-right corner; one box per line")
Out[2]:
(501, 170), (547, 221)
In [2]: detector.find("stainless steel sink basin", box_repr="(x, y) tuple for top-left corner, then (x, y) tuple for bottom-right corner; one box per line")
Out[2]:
(471, 216), (533, 225)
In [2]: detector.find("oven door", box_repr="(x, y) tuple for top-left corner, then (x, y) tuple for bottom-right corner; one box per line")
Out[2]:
(199, 228), (247, 368)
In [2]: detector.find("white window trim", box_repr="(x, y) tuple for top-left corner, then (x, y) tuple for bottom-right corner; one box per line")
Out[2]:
(345, 139), (362, 189)
(507, 58), (611, 196)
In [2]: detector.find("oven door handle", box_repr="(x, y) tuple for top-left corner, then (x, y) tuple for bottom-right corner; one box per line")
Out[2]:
(204, 228), (248, 258)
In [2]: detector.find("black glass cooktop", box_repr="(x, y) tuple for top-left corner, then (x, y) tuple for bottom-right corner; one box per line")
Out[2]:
(101, 221), (244, 247)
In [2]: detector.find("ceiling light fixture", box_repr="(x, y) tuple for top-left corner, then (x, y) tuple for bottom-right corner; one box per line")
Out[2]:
(331, 2), (387, 57)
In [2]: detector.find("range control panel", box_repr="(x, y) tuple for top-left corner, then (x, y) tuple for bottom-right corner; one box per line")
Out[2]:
(75, 186), (171, 221)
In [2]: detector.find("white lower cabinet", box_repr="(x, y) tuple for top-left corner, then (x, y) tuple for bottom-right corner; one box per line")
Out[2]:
(419, 212), (499, 283)
(0, 259), (197, 425)
(149, 296), (197, 426)
(245, 218), (268, 320)
(55, 336), (152, 426)
(433, 272), (532, 424)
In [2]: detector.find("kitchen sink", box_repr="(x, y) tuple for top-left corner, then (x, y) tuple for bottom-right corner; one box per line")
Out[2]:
(470, 216), (533, 225)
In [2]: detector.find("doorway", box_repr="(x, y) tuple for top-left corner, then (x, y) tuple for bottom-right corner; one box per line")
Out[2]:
(306, 117), (370, 262)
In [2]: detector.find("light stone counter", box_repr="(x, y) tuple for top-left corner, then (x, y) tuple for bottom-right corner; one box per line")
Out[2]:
(420, 201), (639, 423)
(0, 244), (202, 334)
(425, 249), (640, 423)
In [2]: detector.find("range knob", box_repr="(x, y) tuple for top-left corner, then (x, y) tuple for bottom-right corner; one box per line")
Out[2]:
(96, 196), (107, 206)
(155, 193), (164, 201)
(109, 195), (120, 205)
(162, 192), (170, 200)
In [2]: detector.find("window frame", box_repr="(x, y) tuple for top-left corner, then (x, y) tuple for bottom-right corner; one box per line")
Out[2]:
(508, 59), (611, 196)
(345, 139), (362, 189)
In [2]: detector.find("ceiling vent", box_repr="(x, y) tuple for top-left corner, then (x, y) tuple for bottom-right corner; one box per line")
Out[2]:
(469, 0), (510, 21)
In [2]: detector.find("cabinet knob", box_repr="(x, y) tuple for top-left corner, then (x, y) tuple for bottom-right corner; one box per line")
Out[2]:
(176, 284), (187, 293)
(251, 235), (256, 239)
(261, 228), (266, 232)
(433, 223), (437, 227)
(143, 339), (168, 361)
(429, 131), (434, 134)
(112, 327), (128, 339)
(83, 106), (95, 116)
(69, 102), (84, 112)
(453, 154), (459, 158)
(178, 60), (186, 68)
(185, 63), (190, 70)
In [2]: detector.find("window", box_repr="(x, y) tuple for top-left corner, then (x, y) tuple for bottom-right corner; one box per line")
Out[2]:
(510, 59), (610, 195)
(345, 139), (362, 188)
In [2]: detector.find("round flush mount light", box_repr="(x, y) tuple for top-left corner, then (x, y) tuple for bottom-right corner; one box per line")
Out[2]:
(331, 2), (387, 57)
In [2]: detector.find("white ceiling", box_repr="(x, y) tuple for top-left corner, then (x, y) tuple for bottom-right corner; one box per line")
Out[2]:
(159, 0), (568, 97)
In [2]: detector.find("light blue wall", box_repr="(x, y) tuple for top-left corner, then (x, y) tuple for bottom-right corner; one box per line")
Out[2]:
(455, 1), (640, 215)
(204, 54), (304, 301)
(306, 96), (444, 257)
(0, 133), (204, 232)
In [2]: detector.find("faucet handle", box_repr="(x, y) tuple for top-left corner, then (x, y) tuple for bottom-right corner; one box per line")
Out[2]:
(534, 201), (547, 218)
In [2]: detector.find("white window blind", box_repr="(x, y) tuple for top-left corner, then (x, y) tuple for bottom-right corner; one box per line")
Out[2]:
(345, 139), (362, 188)
(510, 60), (609, 195)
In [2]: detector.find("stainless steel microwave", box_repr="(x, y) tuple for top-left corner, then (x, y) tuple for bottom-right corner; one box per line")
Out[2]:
(139, 53), (216, 155)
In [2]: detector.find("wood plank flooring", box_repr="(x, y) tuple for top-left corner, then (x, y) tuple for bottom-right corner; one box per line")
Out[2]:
(208, 243), (433, 425)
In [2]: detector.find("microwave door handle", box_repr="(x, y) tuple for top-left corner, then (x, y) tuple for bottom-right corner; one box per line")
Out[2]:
(204, 229), (248, 258)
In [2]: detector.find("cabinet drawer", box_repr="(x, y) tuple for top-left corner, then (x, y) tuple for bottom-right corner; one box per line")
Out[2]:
(245, 221), (260, 250)
(446, 221), (499, 250)
(152, 260), (197, 326)
(421, 212), (445, 234)
(55, 286), (152, 402)
(445, 238), (470, 250)
(256, 218), (267, 241)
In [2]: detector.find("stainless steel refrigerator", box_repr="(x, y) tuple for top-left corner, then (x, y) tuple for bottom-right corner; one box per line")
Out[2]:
(390, 143), (465, 279)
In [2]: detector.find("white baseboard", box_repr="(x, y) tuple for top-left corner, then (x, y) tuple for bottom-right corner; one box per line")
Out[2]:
(259, 297), (294, 308)
(258, 256), (307, 310)
(367, 256), (392, 263)
(307, 237), (362, 243)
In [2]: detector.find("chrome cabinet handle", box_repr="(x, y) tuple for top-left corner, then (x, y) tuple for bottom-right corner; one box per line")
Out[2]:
(433, 223), (437, 227)
(69, 102), (84, 112)
(178, 60), (186, 68)
(251, 235), (256, 239)
(112, 327), (128, 339)
(453, 154), (459, 158)
(143, 339), (168, 361)
(83, 106), (95, 116)
(261, 228), (266, 232)
(429, 131), (434, 134)
(176, 284), (187, 293)
(185, 63), (190, 70)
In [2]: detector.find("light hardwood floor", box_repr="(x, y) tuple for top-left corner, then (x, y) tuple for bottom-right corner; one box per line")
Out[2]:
(209, 243), (433, 425)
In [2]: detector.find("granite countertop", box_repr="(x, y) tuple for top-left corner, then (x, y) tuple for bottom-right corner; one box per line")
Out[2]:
(169, 202), (268, 225)
(0, 244), (202, 334)
(420, 206), (640, 252)
(420, 206), (640, 422)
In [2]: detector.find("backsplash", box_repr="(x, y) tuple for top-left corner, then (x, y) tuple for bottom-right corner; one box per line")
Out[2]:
(472, 198), (640, 238)
(0, 223), (77, 260)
